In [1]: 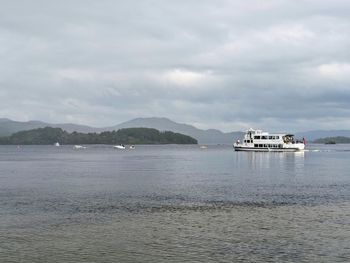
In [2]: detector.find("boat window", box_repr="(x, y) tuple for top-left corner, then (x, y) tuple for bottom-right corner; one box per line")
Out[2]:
(259, 144), (263, 147)
(261, 136), (267, 139)
(268, 136), (273, 139)
(254, 136), (260, 139)
(276, 136), (279, 139)
(254, 144), (258, 147)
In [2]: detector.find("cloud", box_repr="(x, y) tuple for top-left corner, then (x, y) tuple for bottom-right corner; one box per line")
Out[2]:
(162, 69), (208, 87)
(0, 0), (350, 131)
(317, 63), (350, 81)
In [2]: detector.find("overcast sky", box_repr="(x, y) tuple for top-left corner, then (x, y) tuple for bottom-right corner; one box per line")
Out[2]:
(1, 0), (350, 132)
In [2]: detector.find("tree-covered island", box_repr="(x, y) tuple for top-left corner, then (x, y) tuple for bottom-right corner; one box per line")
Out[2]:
(0, 127), (198, 145)
(313, 136), (350, 144)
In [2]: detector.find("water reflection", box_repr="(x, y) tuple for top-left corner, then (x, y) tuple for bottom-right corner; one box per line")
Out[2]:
(234, 150), (305, 173)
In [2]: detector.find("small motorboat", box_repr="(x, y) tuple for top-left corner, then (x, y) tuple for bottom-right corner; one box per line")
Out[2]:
(54, 142), (60, 147)
(114, 144), (126, 150)
(74, 145), (87, 149)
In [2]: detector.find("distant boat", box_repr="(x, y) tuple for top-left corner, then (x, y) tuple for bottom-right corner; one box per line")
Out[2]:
(200, 145), (208, 149)
(74, 145), (87, 149)
(114, 145), (126, 150)
(54, 142), (60, 147)
(129, 145), (135, 149)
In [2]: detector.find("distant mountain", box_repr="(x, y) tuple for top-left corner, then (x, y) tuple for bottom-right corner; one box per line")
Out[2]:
(0, 118), (12, 123)
(106, 117), (243, 144)
(3, 117), (349, 144)
(0, 120), (48, 137)
(51, 123), (103, 134)
(0, 119), (100, 137)
(0, 117), (242, 144)
(295, 130), (350, 141)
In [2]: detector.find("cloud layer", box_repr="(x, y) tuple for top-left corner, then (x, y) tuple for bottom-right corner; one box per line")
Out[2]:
(1, 0), (350, 131)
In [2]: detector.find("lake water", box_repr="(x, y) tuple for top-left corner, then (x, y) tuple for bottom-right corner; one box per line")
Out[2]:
(1, 144), (350, 262)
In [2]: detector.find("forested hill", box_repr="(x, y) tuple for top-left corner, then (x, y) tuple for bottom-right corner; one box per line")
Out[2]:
(313, 136), (350, 144)
(0, 127), (198, 145)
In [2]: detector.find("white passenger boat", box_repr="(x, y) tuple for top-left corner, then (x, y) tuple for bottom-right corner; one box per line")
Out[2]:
(234, 128), (305, 152)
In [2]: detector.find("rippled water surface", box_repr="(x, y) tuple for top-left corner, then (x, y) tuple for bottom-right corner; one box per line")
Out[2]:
(1, 144), (350, 262)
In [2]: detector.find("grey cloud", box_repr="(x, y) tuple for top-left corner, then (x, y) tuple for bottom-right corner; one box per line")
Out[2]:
(0, 0), (350, 131)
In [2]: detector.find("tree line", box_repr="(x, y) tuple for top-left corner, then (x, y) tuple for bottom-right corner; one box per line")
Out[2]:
(313, 136), (350, 144)
(0, 127), (198, 145)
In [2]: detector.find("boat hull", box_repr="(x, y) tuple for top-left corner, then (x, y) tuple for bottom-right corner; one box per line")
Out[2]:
(234, 146), (303, 152)
(114, 145), (126, 150)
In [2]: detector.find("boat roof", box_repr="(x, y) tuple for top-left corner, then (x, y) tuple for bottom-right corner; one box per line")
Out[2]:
(246, 128), (294, 136)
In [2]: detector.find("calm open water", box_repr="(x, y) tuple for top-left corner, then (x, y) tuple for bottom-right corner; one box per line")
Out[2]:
(1, 144), (350, 262)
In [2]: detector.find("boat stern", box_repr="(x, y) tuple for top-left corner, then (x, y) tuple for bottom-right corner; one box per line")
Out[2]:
(284, 143), (305, 151)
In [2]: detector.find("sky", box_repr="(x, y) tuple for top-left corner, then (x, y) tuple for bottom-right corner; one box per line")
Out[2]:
(1, 0), (350, 132)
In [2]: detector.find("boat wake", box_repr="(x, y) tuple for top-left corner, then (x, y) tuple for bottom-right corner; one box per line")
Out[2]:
(305, 149), (350, 152)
